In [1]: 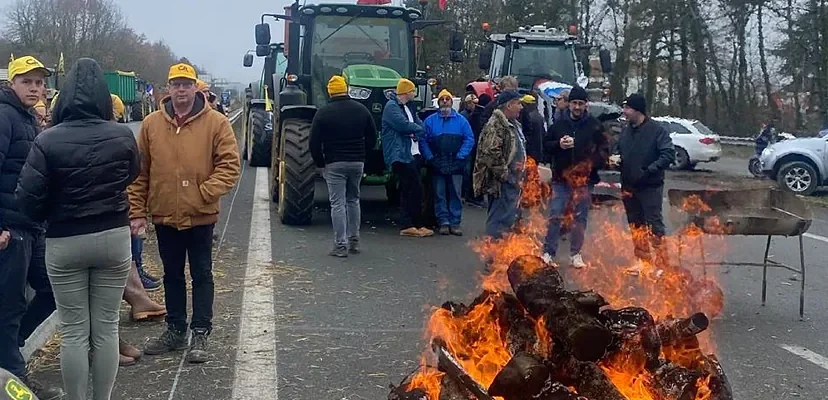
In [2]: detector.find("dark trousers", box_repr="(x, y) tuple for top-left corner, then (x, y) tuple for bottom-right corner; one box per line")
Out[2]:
(392, 159), (424, 229)
(0, 228), (38, 377)
(155, 224), (215, 333)
(18, 231), (54, 347)
(622, 185), (667, 264)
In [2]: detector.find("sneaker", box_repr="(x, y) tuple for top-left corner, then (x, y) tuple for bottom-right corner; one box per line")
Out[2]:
(541, 252), (555, 265)
(140, 269), (162, 284)
(450, 226), (463, 236)
(144, 328), (188, 355)
(140, 273), (162, 292)
(21, 375), (63, 400)
(348, 240), (360, 254)
(417, 227), (435, 237)
(187, 330), (210, 364)
(400, 227), (422, 237)
(329, 246), (348, 258)
(439, 225), (450, 235)
(570, 253), (587, 269)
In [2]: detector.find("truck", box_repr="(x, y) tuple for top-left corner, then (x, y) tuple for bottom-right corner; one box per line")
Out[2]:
(241, 0), (462, 225)
(467, 24), (623, 145)
(103, 70), (155, 122)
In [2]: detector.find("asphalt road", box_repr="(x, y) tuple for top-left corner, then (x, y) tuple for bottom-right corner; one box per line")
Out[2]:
(26, 122), (828, 399)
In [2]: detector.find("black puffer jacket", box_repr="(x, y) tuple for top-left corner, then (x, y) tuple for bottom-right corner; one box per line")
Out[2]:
(16, 58), (140, 238)
(0, 86), (41, 232)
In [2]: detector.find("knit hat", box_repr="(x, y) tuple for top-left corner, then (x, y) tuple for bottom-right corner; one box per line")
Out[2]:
(396, 78), (416, 95)
(196, 79), (209, 91)
(327, 75), (348, 97)
(496, 90), (521, 107)
(568, 86), (588, 102)
(520, 94), (536, 104)
(437, 89), (452, 100)
(622, 93), (647, 114)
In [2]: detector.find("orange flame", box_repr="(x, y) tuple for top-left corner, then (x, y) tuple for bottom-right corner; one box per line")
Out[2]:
(406, 168), (726, 399)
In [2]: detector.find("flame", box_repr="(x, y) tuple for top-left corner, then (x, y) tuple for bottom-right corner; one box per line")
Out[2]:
(406, 162), (726, 399)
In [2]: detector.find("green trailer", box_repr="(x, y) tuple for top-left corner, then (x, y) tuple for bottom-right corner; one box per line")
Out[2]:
(103, 70), (154, 122)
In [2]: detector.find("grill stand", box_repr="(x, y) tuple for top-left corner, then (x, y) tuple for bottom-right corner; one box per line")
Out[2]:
(677, 233), (806, 320)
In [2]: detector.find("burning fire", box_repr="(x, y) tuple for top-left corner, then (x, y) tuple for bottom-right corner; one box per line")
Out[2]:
(403, 158), (728, 400)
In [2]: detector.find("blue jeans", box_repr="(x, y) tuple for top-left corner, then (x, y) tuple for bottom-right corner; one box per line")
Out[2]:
(486, 179), (522, 239)
(131, 234), (143, 270)
(434, 174), (463, 226)
(543, 183), (593, 257)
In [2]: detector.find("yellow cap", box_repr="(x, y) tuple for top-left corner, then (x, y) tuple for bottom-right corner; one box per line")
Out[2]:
(327, 75), (348, 97)
(396, 78), (415, 95)
(196, 79), (209, 91)
(437, 89), (452, 100)
(521, 94), (536, 104)
(111, 94), (125, 120)
(8, 56), (51, 81)
(168, 63), (197, 81)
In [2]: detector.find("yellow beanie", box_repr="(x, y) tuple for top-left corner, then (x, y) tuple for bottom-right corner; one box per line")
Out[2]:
(396, 78), (415, 95)
(327, 75), (348, 97)
(521, 94), (536, 104)
(437, 89), (452, 99)
(196, 79), (209, 91)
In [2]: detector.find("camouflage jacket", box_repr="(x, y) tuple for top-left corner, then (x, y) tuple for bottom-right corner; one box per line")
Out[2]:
(473, 109), (517, 198)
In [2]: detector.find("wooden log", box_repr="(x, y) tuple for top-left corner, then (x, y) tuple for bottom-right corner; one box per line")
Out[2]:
(699, 354), (734, 400)
(489, 353), (587, 400)
(432, 341), (495, 400)
(657, 313), (709, 347)
(646, 362), (702, 400)
(507, 256), (565, 318)
(388, 383), (429, 400)
(439, 375), (475, 400)
(547, 356), (626, 400)
(600, 307), (662, 371)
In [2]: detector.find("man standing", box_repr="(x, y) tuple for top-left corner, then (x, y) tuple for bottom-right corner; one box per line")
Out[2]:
(422, 90), (475, 236)
(381, 78), (434, 237)
(612, 93), (675, 275)
(0, 55), (63, 399)
(473, 91), (526, 239)
(128, 63), (240, 363)
(481, 76), (518, 125)
(311, 76), (376, 257)
(520, 94), (545, 163)
(460, 93), (485, 207)
(552, 89), (570, 123)
(541, 86), (609, 269)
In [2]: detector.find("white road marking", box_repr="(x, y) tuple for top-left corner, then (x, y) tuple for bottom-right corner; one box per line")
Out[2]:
(231, 167), (277, 399)
(779, 344), (828, 371)
(803, 232), (828, 245)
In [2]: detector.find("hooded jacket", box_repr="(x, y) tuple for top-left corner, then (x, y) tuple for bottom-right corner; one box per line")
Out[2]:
(128, 89), (241, 230)
(15, 58), (140, 238)
(0, 85), (42, 232)
(421, 109), (475, 175)
(473, 109), (519, 198)
(381, 96), (424, 167)
(544, 110), (609, 186)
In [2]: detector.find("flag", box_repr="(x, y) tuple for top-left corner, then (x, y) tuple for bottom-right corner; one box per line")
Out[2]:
(264, 85), (272, 112)
(538, 81), (573, 99)
(438, 0), (446, 9)
(57, 52), (65, 74)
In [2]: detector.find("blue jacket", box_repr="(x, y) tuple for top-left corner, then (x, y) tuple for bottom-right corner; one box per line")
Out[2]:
(422, 110), (475, 175)
(381, 98), (424, 167)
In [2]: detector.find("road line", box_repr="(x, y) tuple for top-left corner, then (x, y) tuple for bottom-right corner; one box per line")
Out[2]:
(803, 232), (828, 245)
(232, 167), (277, 399)
(275, 325), (423, 334)
(780, 344), (828, 371)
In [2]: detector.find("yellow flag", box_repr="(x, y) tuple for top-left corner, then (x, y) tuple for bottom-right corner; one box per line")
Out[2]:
(57, 52), (65, 74)
(264, 85), (272, 112)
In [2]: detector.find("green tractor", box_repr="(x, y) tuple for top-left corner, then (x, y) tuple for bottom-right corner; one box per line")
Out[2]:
(242, 0), (463, 225)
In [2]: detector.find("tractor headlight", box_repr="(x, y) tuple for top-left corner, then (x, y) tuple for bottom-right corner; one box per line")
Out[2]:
(348, 86), (372, 100)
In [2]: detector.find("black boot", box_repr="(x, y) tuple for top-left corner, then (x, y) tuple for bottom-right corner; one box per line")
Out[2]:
(187, 329), (210, 364)
(144, 328), (188, 355)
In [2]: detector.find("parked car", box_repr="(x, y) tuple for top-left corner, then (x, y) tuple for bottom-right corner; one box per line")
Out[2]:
(760, 135), (827, 195)
(652, 116), (722, 170)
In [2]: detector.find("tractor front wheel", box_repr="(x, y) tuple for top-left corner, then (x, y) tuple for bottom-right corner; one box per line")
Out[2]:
(275, 118), (315, 225)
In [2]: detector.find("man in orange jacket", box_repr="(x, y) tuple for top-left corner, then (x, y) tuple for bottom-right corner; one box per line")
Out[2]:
(128, 63), (240, 364)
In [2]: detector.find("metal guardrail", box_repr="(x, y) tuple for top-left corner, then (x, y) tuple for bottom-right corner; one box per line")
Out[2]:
(719, 136), (755, 146)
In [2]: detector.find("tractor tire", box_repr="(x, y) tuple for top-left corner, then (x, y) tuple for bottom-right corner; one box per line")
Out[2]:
(130, 103), (144, 122)
(247, 108), (272, 167)
(276, 118), (315, 225)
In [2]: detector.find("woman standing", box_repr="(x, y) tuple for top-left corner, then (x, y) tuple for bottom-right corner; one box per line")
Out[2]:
(15, 58), (140, 400)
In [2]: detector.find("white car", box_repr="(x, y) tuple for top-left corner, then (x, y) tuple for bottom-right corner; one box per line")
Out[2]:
(652, 116), (722, 170)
